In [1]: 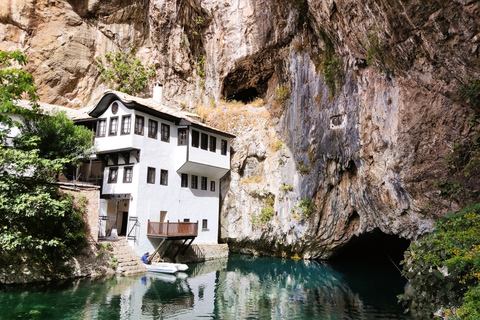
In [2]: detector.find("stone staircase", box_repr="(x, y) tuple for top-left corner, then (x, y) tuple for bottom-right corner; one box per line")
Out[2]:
(109, 238), (146, 275)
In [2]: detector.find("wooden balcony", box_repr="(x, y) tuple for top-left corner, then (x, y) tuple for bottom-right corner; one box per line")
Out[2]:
(147, 220), (198, 238)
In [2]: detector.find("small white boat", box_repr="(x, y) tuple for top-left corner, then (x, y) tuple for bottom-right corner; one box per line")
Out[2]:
(145, 262), (189, 274)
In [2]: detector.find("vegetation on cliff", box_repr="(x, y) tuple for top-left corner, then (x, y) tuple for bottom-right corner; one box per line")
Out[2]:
(400, 204), (480, 318)
(96, 46), (155, 96)
(400, 79), (480, 318)
(0, 50), (94, 279)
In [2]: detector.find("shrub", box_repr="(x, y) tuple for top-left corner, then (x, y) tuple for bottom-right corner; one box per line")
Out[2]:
(251, 195), (275, 225)
(399, 203), (480, 318)
(459, 78), (480, 111)
(275, 85), (290, 104)
(292, 198), (316, 219)
(96, 45), (155, 96)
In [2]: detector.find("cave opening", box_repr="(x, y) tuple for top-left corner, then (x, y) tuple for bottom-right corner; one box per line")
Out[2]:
(226, 87), (260, 104)
(330, 229), (411, 267)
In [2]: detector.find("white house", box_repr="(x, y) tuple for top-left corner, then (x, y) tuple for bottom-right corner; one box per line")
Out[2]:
(82, 87), (234, 256)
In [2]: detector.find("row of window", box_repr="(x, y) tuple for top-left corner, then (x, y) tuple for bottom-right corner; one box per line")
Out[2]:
(97, 115), (170, 142)
(191, 129), (228, 155)
(181, 173), (215, 191)
(97, 116), (228, 155)
(108, 166), (133, 184)
(107, 167), (216, 192)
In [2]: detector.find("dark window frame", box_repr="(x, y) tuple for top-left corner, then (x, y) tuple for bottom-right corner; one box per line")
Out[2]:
(181, 173), (188, 188)
(210, 181), (215, 192)
(201, 176), (207, 190)
(178, 128), (188, 146)
(191, 175), (198, 189)
(134, 115), (145, 135)
(97, 119), (107, 137)
(109, 117), (118, 136)
(148, 119), (158, 139)
(161, 123), (170, 142)
(160, 169), (168, 186)
(147, 167), (156, 184)
(108, 167), (118, 183)
(221, 139), (228, 155)
(121, 115), (131, 135)
(201, 133), (208, 150)
(209, 136), (216, 152)
(202, 219), (208, 230)
(192, 130), (199, 148)
(123, 166), (133, 183)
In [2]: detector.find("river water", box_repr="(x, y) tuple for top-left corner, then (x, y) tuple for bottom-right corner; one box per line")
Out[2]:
(0, 255), (411, 319)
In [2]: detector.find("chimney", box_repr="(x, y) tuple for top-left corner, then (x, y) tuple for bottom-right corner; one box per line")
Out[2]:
(153, 82), (163, 104)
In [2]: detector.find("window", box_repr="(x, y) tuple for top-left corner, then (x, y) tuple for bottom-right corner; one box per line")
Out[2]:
(108, 167), (118, 183)
(97, 119), (106, 137)
(147, 167), (155, 184)
(161, 123), (170, 142)
(192, 130), (199, 148)
(210, 181), (215, 192)
(134, 115), (144, 135)
(148, 119), (158, 139)
(121, 115), (131, 134)
(221, 139), (228, 155)
(201, 133), (208, 150)
(191, 175), (198, 189)
(181, 173), (188, 187)
(160, 170), (168, 186)
(111, 101), (119, 114)
(109, 117), (118, 136)
(184, 218), (190, 222)
(202, 219), (208, 230)
(201, 176), (207, 190)
(209, 136), (216, 152)
(178, 128), (187, 145)
(123, 166), (133, 183)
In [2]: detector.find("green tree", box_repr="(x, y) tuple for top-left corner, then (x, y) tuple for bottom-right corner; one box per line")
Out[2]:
(96, 45), (155, 96)
(0, 50), (93, 278)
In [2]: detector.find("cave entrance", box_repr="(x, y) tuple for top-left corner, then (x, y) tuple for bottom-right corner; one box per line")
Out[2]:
(330, 229), (411, 267)
(226, 87), (259, 104)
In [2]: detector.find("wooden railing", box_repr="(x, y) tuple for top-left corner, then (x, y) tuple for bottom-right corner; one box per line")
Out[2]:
(147, 220), (198, 237)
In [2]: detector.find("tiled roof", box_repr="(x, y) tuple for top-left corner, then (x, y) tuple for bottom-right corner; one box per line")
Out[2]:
(90, 90), (235, 138)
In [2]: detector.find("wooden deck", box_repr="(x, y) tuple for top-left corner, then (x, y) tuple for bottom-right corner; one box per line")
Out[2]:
(147, 220), (198, 238)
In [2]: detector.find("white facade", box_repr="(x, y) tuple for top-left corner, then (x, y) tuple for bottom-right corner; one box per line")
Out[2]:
(89, 91), (233, 256)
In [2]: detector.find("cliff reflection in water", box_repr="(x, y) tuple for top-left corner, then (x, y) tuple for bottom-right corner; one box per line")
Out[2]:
(0, 255), (411, 319)
(215, 255), (410, 319)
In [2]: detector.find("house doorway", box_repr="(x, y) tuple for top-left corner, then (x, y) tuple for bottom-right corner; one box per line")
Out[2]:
(119, 211), (129, 236)
(160, 211), (167, 222)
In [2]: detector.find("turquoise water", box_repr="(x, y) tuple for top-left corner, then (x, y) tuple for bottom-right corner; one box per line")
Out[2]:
(0, 255), (411, 319)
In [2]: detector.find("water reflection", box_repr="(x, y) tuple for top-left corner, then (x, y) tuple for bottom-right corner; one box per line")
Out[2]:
(0, 255), (411, 320)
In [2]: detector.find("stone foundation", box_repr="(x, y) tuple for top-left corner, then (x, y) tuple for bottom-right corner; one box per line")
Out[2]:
(173, 244), (229, 263)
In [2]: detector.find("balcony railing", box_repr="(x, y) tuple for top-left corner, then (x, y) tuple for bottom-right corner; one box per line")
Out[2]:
(147, 220), (198, 238)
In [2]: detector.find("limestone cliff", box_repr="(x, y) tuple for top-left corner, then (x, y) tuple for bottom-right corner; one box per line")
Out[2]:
(1, 0), (479, 259)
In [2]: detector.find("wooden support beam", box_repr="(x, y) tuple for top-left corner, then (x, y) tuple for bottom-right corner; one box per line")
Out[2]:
(148, 238), (166, 263)
(182, 238), (195, 254)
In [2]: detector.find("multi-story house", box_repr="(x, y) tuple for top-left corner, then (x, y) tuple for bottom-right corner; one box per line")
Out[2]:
(84, 86), (234, 256)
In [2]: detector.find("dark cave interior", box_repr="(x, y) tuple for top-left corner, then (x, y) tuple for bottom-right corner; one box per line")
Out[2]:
(225, 87), (260, 104)
(330, 229), (411, 266)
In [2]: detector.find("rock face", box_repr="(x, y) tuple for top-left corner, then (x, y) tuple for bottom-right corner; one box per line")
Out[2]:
(1, 0), (479, 259)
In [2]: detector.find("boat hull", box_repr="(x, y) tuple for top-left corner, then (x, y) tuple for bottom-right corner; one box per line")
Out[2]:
(145, 262), (189, 274)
